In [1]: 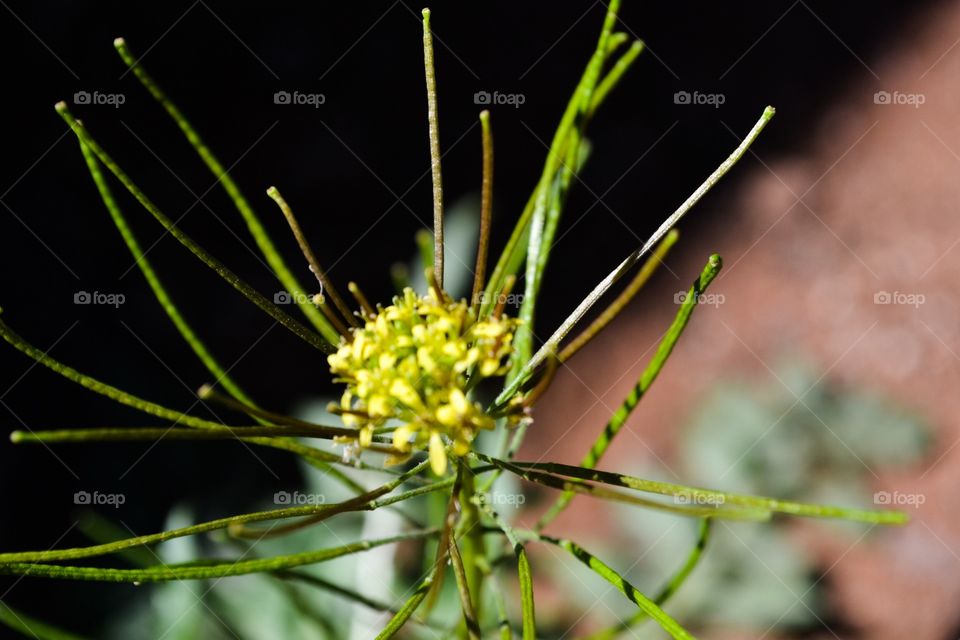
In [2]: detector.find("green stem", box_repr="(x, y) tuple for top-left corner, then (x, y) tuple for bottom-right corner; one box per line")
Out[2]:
(112, 38), (340, 344)
(493, 106), (776, 410)
(583, 519), (713, 640)
(508, 458), (908, 525)
(56, 102), (331, 353)
(77, 139), (257, 406)
(0, 530), (436, 582)
(537, 254), (722, 529)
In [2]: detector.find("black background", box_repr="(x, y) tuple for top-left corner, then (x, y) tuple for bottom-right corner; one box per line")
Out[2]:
(0, 1), (936, 635)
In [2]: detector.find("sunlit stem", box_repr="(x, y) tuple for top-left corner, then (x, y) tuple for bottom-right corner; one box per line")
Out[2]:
(559, 228), (679, 362)
(494, 106), (777, 409)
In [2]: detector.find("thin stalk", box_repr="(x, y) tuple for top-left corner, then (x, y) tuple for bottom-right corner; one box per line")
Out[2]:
(537, 253), (722, 529)
(229, 459), (432, 538)
(266, 186), (357, 329)
(509, 458), (908, 525)
(197, 383), (341, 432)
(479, 1), (636, 319)
(112, 38), (340, 341)
(583, 519), (712, 640)
(10, 425), (356, 442)
(77, 139), (256, 406)
(477, 501), (537, 640)
(456, 460), (486, 631)
(472, 110), (494, 310)
(493, 106), (777, 409)
(348, 281), (376, 319)
(559, 228), (679, 362)
(540, 536), (694, 640)
(422, 8), (444, 288)
(374, 576), (434, 639)
(0, 472), (444, 565)
(56, 104), (332, 353)
(474, 453), (768, 522)
(0, 315), (388, 472)
(448, 537), (481, 640)
(0, 530), (436, 583)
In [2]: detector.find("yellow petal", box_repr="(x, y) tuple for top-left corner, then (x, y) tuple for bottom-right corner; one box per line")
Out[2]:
(392, 424), (415, 451)
(429, 432), (447, 475)
(358, 427), (373, 448)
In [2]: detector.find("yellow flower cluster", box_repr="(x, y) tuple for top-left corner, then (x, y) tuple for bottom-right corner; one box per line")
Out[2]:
(328, 287), (519, 475)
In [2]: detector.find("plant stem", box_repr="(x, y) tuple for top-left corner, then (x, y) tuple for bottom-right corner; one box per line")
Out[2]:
(422, 8), (444, 289)
(493, 106), (776, 409)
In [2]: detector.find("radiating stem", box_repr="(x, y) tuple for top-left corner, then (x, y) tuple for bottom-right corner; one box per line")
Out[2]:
(493, 106), (777, 409)
(559, 228), (678, 362)
(537, 253), (722, 529)
(56, 104), (332, 353)
(111, 37), (340, 341)
(422, 8), (444, 289)
(267, 185), (357, 328)
(472, 110), (494, 310)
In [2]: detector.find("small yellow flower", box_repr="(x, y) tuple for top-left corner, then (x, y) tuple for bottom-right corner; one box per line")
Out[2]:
(328, 287), (519, 474)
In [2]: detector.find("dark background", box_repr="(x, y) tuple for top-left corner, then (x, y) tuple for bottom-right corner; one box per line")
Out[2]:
(0, 0), (936, 635)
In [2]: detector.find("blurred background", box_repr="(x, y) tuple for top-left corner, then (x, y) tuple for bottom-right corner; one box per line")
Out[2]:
(0, 0), (956, 638)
